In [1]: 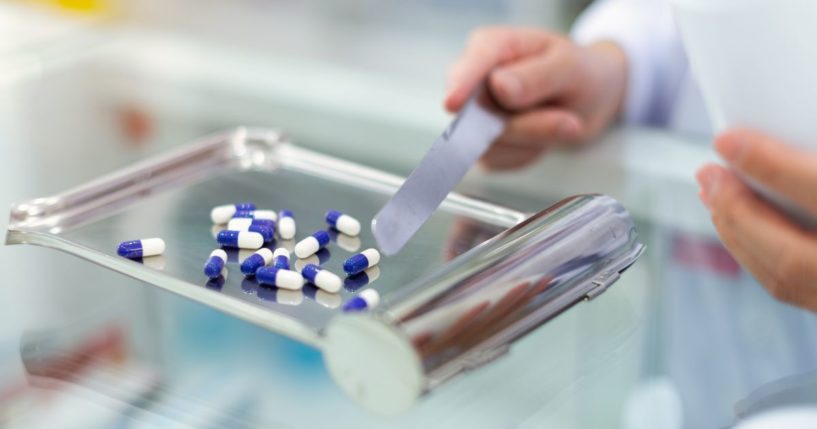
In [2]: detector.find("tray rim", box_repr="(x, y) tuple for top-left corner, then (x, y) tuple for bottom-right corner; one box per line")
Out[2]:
(5, 127), (529, 347)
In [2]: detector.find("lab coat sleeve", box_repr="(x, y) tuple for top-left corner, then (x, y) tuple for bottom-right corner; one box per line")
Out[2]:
(571, 0), (687, 127)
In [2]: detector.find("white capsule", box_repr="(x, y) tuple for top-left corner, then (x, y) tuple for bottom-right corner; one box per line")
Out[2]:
(278, 215), (296, 240)
(276, 269), (305, 290)
(360, 288), (380, 308)
(338, 216), (360, 236)
(250, 210), (277, 221)
(227, 218), (253, 231)
(237, 233), (263, 249)
(211, 205), (237, 224)
(316, 270), (342, 293)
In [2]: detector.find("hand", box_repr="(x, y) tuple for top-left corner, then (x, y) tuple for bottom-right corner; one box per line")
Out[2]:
(696, 129), (817, 312)
(444, 27), (628, 170)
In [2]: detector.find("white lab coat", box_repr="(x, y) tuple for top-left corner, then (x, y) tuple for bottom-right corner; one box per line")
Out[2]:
(570, 2), (817, 428)
(572, 0), (712, 137)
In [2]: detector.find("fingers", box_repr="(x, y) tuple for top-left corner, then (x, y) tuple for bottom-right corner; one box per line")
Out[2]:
(697, 164), (817, 310)
(715, 129), (817, 213)
(488, 47), (574, 111)
(697, 164), (788, 276)
(479, 108), (584, 171)
(444, 27), (553, 112)
(479, 143), (547, 171)
(501, 108), (583, 145)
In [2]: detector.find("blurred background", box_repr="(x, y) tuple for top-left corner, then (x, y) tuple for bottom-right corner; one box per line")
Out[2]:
(4, 1), (817, 428)
(0, 0), (597, 174)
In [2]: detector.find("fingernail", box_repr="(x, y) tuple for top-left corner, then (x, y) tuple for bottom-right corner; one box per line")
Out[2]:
(715, 136), (744, 162)
(696, 168), (713, 193)
(696, 166), (722, 207)
(557, 119), (579, 141)
(492, 71), (522, 100)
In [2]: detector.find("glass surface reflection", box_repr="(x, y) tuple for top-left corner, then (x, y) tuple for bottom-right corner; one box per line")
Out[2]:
(205, 273), (227, 291)
(257, 286), (304, 306)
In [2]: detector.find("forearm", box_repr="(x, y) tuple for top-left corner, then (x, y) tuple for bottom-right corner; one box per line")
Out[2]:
(571, 0), (686, 127)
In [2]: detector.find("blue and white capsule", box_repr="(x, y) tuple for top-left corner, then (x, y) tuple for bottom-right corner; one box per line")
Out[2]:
(204, 249), (228, 278)
(272, 248), (290, 269)
(256, 267), (305, 290)
(277, 210), (296, 240)
(301, 264), (342, 293)
(232, 209), (277, 221)
(343, 248), (381, 275)
(343, 289), (380, 312)
(294, 230), (331, 259)
(250, 225), (274, 242)
(216, 230), (264, 249)
(227, 218), (274, 242)
(227, 217), (275, 231)
(240, 248), (274, 276)
(117, 238), (165, 259)
(211, 202), (255, 224)
(325, 210), (361, 236)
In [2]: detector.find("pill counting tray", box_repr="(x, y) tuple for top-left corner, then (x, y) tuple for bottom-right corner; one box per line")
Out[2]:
(5, 128), (526, 346)
(7, 127), (645, 413)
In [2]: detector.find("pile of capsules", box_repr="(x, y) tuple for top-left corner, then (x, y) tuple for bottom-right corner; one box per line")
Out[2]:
(116, 202), (381, 312)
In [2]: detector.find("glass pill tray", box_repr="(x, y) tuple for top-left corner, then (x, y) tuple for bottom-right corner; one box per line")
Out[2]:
(5, 128), (525, 348)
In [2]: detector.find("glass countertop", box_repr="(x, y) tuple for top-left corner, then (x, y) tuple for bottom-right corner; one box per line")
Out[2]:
(2, 27), (817, 429)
